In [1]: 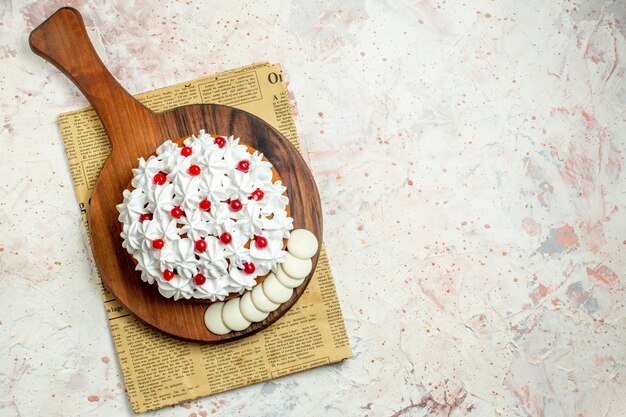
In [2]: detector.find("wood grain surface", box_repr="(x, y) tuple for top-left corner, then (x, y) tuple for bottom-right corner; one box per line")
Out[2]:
(29, 7), (322, 342)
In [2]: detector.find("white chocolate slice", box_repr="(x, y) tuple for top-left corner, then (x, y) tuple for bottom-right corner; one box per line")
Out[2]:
(276, 265), (305, 289)
(240, 291), (269, 322)
(251, 283), (280, 312)
(262, 273), (294, 304)
(282, 253), (312, 279)
(287, 229), (319, 259)
(204, 302), (230, 335)
(221, 298), (251, 331)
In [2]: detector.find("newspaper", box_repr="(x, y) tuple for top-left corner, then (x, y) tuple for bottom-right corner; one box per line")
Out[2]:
(58, 62), (352, 414)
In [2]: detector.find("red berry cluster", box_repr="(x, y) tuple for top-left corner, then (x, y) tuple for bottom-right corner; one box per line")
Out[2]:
(229, 199), (243, 212)
(214, 136), (226, 148)
(195, 239), (207, 253)
(153, 172), (167, 185)
(170, 207), (183, 219)
(237, 160), (250, 172)
(219, 232), (231, 244)
(142, 139), (276, 290)
(194, 274), (206, 285)
(243, 261), (255, 274)
(254, 236), (268, 249)
(199, 199), (211, 211)
(188, 164), (201, 176)
(250, 188), (264, 201)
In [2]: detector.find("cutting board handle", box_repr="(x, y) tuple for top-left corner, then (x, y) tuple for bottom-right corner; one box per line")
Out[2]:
(29, 7), (155, 148)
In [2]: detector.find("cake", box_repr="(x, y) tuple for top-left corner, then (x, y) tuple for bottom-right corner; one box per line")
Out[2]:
(116, 130), (294, 302)
(117, 130), (321, 335)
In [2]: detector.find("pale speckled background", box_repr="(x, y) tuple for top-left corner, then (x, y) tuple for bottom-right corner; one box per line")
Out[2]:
(1, 0), (625, 416)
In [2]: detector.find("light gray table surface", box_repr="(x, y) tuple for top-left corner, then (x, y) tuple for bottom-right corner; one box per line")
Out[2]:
(1, 1), (624, 416)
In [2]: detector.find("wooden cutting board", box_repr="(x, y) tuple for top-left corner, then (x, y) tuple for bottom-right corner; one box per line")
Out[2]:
(29, 7), (322, 342)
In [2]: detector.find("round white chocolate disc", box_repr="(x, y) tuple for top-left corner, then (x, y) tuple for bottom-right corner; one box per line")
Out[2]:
(282, 253), (313, 279)
(204, 302), (230, 335)
(251, 283), (280, 313)
(287, 229), (319, 259)
(240, 291), (269, 323)
(221, 298), (251, 332)
(262, 273), (294, 304)
(276, 265), (305, 289)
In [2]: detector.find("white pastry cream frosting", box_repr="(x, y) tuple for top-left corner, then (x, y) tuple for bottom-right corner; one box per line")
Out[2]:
(117, 130), (293, 301)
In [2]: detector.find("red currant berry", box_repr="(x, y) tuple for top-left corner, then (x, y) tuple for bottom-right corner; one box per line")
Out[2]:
(152, 239), (165, 250)
(243, 262), (256, 274)
(199, 199), (211, 211)
(219, 232), (232, 244)
(229, 199), (243, 212)
(237, 160), (250, 172)
(194, 274), (206, 285)
(250, 189), (264, 201)
(195, 239), (207, 253)
(170, 207), (183, 219)
(180, 146), (192, 157)
(188, 164), (201, 176)
(255, 236), (268, 249)
(163, 270), (174, 281)
(153, 172), (167, 185)
(214, 136), (226, 148)
(139, 213), (152, 222)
